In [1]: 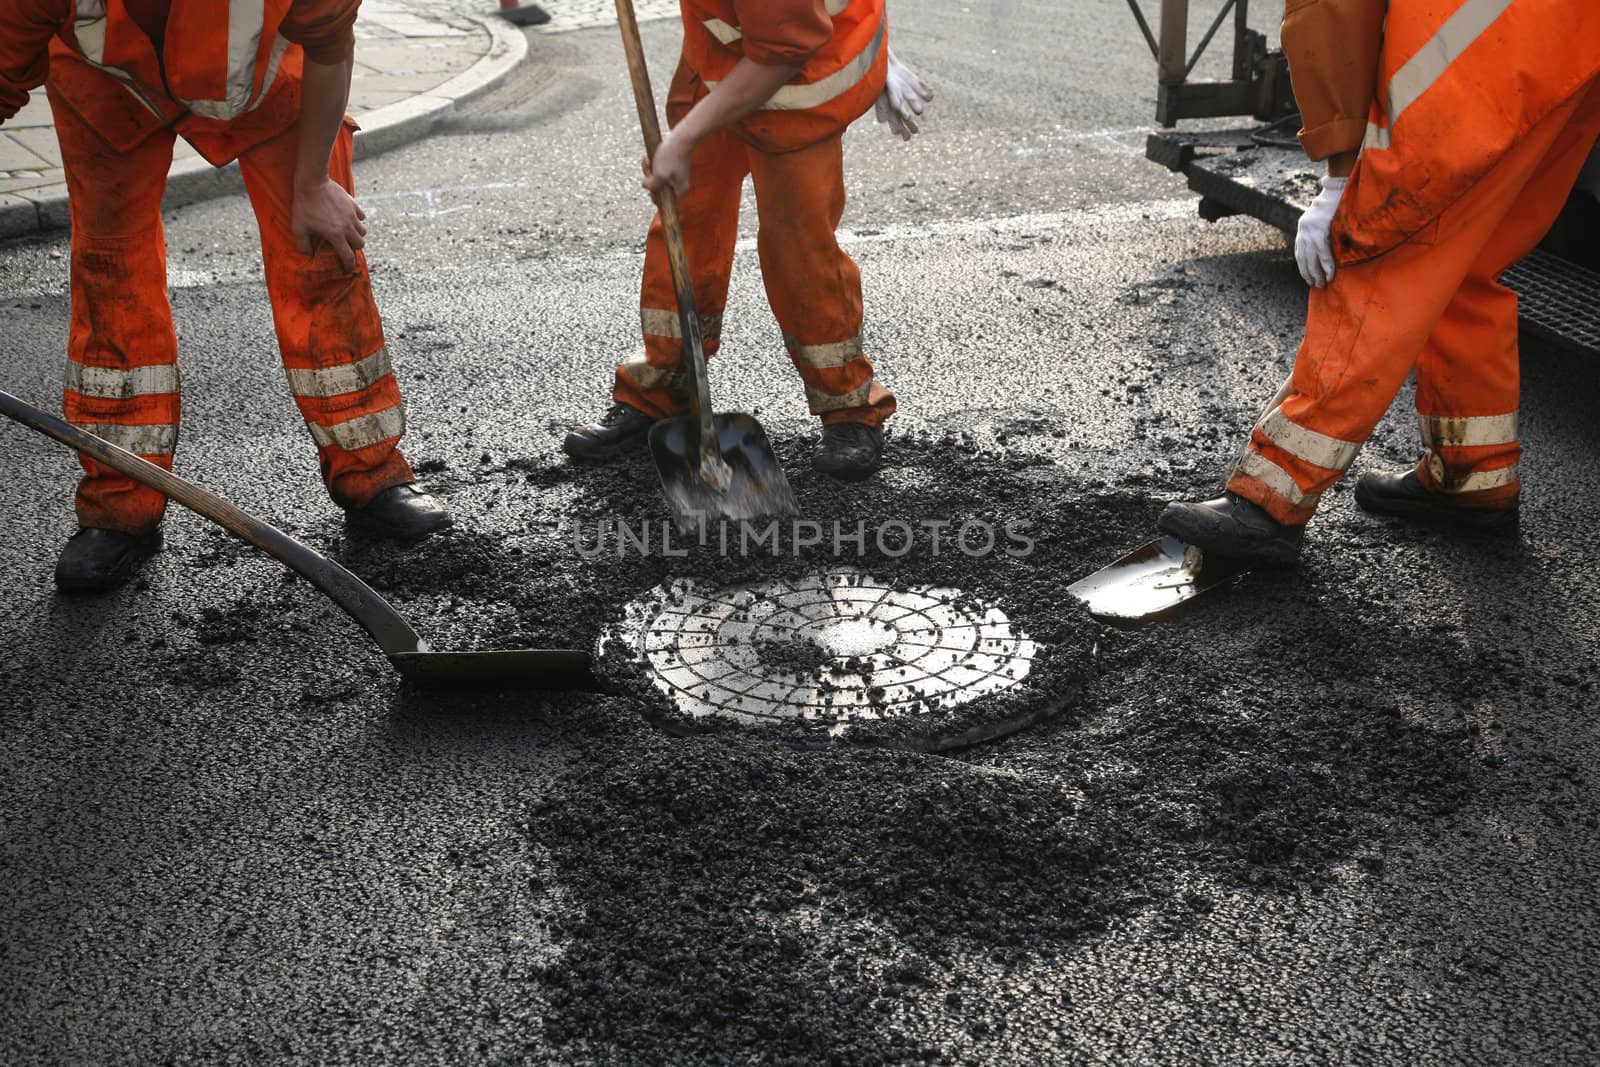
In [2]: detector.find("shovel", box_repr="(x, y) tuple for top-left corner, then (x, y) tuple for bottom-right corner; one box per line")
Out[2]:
(0, 389), (594, 687)
(614, 0), (798, 532)
(1067, 374), (1294, 623)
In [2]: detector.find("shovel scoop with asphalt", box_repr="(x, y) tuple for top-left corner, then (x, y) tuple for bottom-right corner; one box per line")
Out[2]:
(614, 0), (797, 533)
(0, 389), (594, 688)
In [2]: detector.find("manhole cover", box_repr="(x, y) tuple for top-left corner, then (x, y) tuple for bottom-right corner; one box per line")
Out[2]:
(597, 568), (1040, 740)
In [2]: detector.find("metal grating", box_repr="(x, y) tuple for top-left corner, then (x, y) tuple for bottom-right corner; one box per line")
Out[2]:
(599, 569), (1037, 732)
(1502, 249), (1600, 355)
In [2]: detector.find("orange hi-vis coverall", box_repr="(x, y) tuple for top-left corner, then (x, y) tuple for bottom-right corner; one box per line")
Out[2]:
(0, 0), (414, 535)
(613, 0), (897, 429)
(1228, 0), (1600, 526)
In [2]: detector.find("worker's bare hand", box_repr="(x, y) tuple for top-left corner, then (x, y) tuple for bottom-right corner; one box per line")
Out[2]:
(292, 179), (367, 272)
(642, 131), (692, 199)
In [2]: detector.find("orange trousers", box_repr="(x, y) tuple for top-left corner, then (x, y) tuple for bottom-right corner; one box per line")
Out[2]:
(1230, 77), (1600, 526)
(50, 92), (414, 535)
(613, 67), (895, 428)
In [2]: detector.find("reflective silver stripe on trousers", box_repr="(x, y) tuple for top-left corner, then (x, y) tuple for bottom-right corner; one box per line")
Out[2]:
(1426, 453), (1519, 493)
(707, 16), (885, 112)
(640, 308), (722, 342)
(1419, 411), (1518, 449)
(784, 333), (863, 370)
(703, 0), (849, 43)
(80, 423), (178, 455)
(806, 380), (872, 413)
(307, 405), (406, 452)
(1233, 450), (1320, 508)
(620, 355), (685, 391)
(1363, 0), (1514, 151)
(183, 0), (271, 120)
(65, 362), (180, 399)
(285, 348), (396, 399)
(1258, 408), (1362, 471)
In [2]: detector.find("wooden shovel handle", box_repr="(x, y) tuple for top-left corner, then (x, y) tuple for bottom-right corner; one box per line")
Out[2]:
(613, 0), (720, 457)
(0, 388), (424, 658)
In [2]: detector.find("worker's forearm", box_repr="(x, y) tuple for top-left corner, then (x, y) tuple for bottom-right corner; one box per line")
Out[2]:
(671, 56), (802, 144)
(293, 56), (353, 192)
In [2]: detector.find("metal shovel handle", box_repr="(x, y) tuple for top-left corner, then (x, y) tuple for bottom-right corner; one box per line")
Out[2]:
(614, 0), (725, 482)
(0, 388), (424, 657)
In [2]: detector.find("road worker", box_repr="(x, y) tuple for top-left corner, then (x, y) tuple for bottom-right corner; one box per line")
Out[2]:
(562, 0), (933, 481)
(1159, 0), (1600, 565)
(0, 0), (451, 593)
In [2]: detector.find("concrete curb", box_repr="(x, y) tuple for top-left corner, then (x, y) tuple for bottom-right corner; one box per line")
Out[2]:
(0, 12), (529, 240)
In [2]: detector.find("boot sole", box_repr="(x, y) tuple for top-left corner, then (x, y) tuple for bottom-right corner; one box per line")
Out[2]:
(810, 457), (881, 483)
(1353, 484), (1518, 533)
(1156, 507), (1302, 568)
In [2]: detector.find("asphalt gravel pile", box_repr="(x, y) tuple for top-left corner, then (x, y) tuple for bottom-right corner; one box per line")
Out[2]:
(327, 416), (1488, 1060)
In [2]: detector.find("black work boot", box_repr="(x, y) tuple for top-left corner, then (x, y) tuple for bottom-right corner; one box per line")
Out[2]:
(811, 421), (884, 482)
(1354, 468), (1518, 532)
(1157, 492), (1305, 567)
(54, 527), (162, 593)
(345, 483), (452, 540)
(563, 403), (656, 461)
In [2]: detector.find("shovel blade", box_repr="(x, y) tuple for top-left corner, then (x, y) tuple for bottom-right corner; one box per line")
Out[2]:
(649, 413), (798, 532)
(389, 648), (596, 688)
(1066, 535), (1248, 624)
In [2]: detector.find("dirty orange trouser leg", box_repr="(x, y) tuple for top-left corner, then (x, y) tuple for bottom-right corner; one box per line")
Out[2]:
(1229, 77), (1600, 526)
(749, 133), (895, 428)
(238, 117), (413, 509)
(50, 90), (181, 535)
(614, 64), (749, 420)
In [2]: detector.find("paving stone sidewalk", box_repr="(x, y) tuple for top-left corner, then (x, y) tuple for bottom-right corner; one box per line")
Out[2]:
(0, 0), (528, 236)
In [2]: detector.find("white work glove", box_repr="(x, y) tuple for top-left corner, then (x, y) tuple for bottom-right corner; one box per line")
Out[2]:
(1295, 175), (1347, 288)
(874, 47), (933, 141)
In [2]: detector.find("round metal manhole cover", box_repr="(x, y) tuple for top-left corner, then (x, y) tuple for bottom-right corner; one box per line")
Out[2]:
(596, 568), (1040, 741)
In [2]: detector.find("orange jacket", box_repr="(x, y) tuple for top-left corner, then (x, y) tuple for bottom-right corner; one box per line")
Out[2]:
(681, 0), (887, 152)
(1330, 0), (1600, 262)
(0, 0), (359, 165)
(1281, 0), (1384, 161)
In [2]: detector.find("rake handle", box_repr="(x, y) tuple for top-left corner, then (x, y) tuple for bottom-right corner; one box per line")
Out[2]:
(614, 0), (723, 477)
(0, 388), (423, 657)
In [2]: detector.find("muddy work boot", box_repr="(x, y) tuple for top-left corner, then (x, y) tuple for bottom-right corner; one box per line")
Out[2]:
(345, 483), (453, 540)
(1157, 492), (1305, 567)
(54, 527), (163, 593)
(811, 421), (884, 482)
(562, 403), (655, 461)
(1354, 468), (1519, 532)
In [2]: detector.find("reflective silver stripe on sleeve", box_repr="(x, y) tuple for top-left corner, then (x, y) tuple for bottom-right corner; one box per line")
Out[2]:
(707, 16), (885, 112)
(703, 0), (847, 43)
(1363, 0), (1514, 151)
(784, 333), (863, 370)
(285, 348), (396, 399)
(65, 362), (180, 400)
(80, 423), (178, 455)
(640, 308), (722, 342)
(1233, 450), (1320, 508)
(1259, 408), (1362, 472)
(805, 380), (872, 414)
(307, 405), (406, 452)
(1426, 454), (1519, 493)
(703, 18), (742, 44)
(1419, 411), (1518, 449)
(620, 355), (685, 391)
